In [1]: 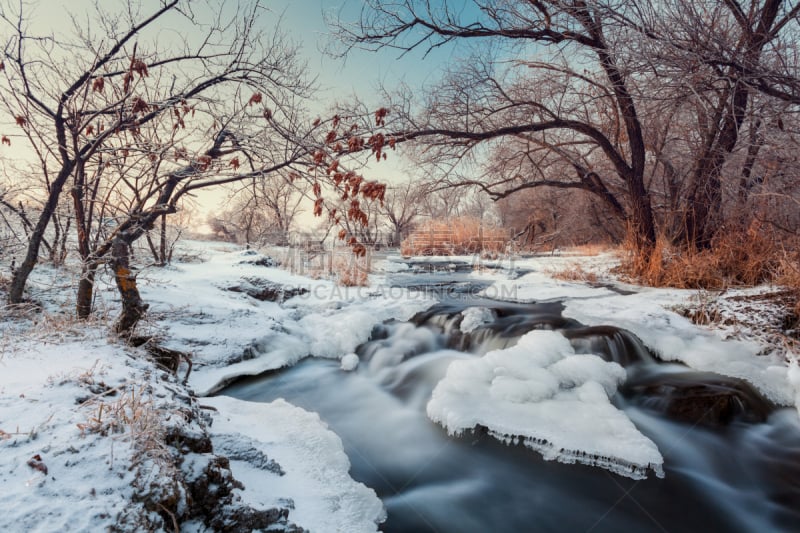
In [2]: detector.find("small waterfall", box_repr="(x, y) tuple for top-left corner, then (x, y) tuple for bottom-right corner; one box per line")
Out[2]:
(220, 282), (800, 532)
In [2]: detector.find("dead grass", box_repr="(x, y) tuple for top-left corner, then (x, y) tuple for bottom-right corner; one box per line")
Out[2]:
(619, 222), (795, 289)
(551, 263), (599, 283)
(333, 253), (370, 287)
(618, 222), (800, 330)
(402, 217), (509, 256)
(563, 243), (614, 256)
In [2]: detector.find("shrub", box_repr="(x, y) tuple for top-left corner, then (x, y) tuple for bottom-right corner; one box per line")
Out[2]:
(619, 222), (800, 292)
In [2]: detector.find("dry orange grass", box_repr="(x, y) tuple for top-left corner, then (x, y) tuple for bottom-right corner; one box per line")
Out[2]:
(551, 264), (599, 283)
(402, 217), (509, 256)
(563, 243), (613, 256)
(619, 222), (800, 322)
(333, 253), (370, 287)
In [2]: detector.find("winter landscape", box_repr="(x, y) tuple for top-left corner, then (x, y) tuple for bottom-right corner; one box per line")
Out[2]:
(2, 1), (800, 532)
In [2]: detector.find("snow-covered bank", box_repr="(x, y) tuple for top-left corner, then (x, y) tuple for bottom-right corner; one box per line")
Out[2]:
(0, 240), (415, 531)
(139, 244), (434, 395)
(0, 336), (139, 531)
(204, 396), (384, 533)
(475, 252), (797, 407)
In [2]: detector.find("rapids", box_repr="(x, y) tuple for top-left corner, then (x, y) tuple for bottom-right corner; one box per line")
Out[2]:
(220, 260), (800, 532)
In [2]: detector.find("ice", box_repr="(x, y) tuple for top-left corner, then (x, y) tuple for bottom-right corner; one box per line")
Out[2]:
(341, 353), (360, 371)
(563, 292), (795, 405)
(789, 358), (800, 416)
(460, 307), (495, 333)
(203, 396), (385, 533)
(427, 330), (664, 479)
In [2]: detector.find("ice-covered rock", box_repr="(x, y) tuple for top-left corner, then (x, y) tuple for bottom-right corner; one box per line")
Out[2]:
(427, 330), (664, 479)
(460, 307), (495, 333)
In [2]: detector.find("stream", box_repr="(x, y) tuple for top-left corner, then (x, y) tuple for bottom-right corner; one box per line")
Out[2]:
(220, 260), (800, 532)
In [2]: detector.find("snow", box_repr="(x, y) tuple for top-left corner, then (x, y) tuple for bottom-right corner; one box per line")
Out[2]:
(341, 353), (360, 371)
(476, 250), (795, 406)
(459, 307), (495, 333)
(203, 396), (385, 533)
(138, 242), (434, 395)
(482, 270), (616, 302)
(563, 291), (795, 405)
(427, 330), (664, 480)
(0, 335), (150, 531)
(2, 239), (799, 528)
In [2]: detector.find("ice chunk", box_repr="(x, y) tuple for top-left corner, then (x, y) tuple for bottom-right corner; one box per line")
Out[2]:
(427, 330), (663, 479)
(460, 307), (495, 333)
(341, 353), (360, 371)
(789, 358), (800, 416)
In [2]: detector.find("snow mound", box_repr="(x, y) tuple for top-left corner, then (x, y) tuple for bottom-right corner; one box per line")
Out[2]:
(204, 396), (385, 532)
(426, 330), (664, 479)
(341, 353), (360, 371)
(564, 293), (795, 405)
(460, 307), (495, 333)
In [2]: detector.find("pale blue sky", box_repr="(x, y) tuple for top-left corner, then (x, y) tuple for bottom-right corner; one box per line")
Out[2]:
(18, 0), (462, 108)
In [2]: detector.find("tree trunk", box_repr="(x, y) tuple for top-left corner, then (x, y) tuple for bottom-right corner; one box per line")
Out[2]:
(76, 263), (98, 319)
(111, 236), (148, 336)
(8, 164), (74, 304)
(159, 213), (168, 265)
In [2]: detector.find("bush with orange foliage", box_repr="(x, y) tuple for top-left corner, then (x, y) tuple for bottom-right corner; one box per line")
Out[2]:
(401, 217), (509, 256)
(618, 222), (800, 324)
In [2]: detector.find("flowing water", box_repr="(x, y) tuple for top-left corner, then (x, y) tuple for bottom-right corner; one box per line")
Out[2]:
(220, 262), (800, 532)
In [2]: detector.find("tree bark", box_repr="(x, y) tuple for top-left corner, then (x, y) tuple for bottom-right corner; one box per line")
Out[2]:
(111, 235), (148, 336)
(8, 163), (74, 303)
(76, 263), (97, 319)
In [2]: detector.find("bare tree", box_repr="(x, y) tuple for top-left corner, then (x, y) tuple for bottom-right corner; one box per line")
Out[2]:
(333, 0), (659, 254)
(382, 179), (424, 246)
(1, 1), (390, 334)
(216, 174), (307, 246)
(331, 0), (800, 258)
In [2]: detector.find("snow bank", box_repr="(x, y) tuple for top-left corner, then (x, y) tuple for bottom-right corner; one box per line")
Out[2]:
(426, 330), (664, 479)
(0, 340), (142, 531)
(204, 396), (385, 533)
(564, 292), (795, 405)
(139, 244), (434, 395)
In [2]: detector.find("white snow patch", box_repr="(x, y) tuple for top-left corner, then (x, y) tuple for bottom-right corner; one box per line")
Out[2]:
(204, 396), (385, 533)
(482, 270), (615, 302)
(341, 353), (360, 371)
(460, 307), (495, 333)
(0, 339), (149, 531)
(563, 292), (794, 405)
(372, 257), (410, 273)
(426, 330), (664, 479)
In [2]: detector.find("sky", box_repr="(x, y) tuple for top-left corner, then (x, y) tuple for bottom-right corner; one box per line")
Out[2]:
(1, 0), (480, 228)
(21, 0), (461, 110)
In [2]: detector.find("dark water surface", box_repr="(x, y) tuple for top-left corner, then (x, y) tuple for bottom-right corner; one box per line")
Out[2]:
(220, 266), (800, 532)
